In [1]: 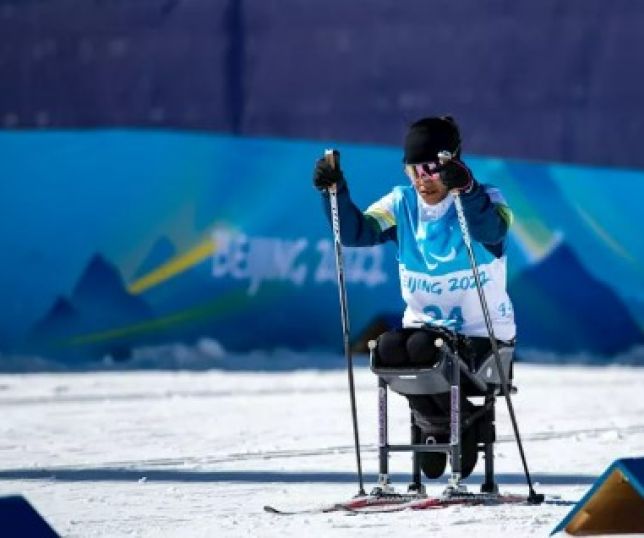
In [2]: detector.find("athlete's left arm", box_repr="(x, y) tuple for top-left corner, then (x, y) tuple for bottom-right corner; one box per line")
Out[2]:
(459, 183), (513, 257)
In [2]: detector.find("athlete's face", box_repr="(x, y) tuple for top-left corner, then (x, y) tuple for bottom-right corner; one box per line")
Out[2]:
(405, 162), (449, 205)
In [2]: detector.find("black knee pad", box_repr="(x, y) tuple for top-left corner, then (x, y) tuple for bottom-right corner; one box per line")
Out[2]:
(376, 329), (409, 367)
(406, 329), (440, 366)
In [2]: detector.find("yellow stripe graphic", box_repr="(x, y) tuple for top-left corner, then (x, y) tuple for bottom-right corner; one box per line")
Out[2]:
(64, 291), (246, 346)
(573, 202), (639, 267)
(128, 238), (215, 294)
(59, 284), (284, 348)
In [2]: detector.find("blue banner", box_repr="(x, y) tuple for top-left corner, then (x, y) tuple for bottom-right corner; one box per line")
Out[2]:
(0, 131), (642, 364)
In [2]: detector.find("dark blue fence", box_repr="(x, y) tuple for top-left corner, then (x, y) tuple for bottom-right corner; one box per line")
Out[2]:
(1, 0), (644, 168)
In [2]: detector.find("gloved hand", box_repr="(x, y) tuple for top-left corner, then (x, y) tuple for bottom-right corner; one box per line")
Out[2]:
(313, 151), (346, 192)
(438, 159), (475, 193)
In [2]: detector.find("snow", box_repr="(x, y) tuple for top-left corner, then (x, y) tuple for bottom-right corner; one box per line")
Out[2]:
(1, 355), (643, 537)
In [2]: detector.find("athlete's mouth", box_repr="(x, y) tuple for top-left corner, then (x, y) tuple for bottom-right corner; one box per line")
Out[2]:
(419, 186), (438, 195)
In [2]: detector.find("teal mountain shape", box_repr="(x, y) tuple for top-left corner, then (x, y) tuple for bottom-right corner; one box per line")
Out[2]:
(28, 254), (154, 360)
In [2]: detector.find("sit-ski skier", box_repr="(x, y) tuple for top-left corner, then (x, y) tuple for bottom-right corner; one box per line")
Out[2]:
(313, 115), (516, 480)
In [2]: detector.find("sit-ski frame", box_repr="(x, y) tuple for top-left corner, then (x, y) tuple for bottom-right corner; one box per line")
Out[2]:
(370, 338), (500, 497)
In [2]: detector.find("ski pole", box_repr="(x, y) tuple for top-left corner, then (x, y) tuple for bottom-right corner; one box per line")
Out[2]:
(324, 148), (366, 496)
(440, 152), (544, 504)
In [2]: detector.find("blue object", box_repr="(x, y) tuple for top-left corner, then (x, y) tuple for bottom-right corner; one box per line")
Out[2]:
(0, 495), (59, 537)
(551, 457), (644, 535)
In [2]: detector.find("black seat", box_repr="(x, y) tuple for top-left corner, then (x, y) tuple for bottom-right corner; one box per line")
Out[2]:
(370, 344), (514, 397)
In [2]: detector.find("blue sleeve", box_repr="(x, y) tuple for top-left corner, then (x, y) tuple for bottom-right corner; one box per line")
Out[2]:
(320, 185), (396, 246)
(459, 183), (511, 257)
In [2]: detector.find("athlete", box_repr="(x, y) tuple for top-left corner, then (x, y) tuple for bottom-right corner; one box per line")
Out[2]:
(313, 116), (515, 480)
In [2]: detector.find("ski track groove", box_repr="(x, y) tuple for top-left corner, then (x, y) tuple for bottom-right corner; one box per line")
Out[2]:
(0, 385), (361, 407)
(15, 424), (644, 471)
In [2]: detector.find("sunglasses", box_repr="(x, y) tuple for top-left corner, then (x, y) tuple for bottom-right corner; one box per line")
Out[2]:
(406, 161), (440, 180)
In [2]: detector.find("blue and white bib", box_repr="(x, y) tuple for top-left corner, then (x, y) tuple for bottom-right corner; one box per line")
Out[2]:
(365, 185), (516, 341)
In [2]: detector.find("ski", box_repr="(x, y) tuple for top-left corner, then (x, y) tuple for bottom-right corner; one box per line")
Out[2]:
(345, 492), (529, 513)
(264, 491), (543, 515)
(264, 492), (426, 515)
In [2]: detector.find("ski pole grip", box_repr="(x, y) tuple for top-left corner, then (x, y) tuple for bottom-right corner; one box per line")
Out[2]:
(437, 150), (461, 196)
(324, 148), (338, 194)
(437, 150), (453, 165)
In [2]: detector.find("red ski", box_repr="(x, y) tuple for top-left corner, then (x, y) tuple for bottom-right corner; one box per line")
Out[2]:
(264, 491), (533, 515)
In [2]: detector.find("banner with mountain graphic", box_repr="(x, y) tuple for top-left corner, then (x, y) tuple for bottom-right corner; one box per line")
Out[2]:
(0, 131), (642, 364)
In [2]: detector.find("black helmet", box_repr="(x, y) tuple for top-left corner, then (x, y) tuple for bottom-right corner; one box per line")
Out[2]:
(403, 116), (461, 164)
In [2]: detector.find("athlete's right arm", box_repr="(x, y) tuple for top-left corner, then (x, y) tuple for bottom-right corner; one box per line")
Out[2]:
(321, 186), (395, 246)
(313, 156), (395, 246)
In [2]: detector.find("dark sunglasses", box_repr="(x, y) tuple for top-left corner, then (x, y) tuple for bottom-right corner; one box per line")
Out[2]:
(406, 161), (440, 180)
